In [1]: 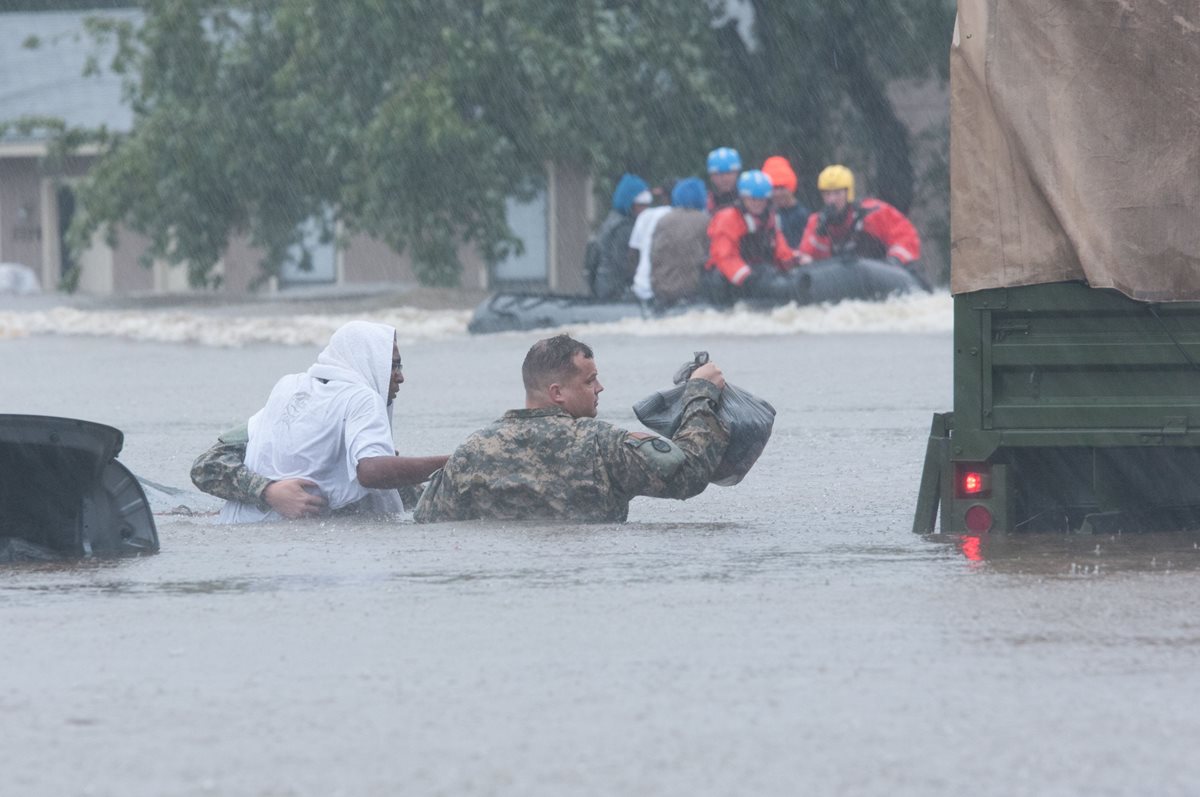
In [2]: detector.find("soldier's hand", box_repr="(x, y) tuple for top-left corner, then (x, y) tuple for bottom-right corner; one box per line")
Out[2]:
(264, 478), (327, 519)
(691, 362), (726, 390)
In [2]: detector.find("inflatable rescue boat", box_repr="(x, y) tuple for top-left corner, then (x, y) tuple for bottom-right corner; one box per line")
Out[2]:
(468, 256), (927, 334)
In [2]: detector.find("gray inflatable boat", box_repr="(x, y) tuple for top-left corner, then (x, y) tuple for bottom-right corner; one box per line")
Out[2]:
(468, 256), (927, 334)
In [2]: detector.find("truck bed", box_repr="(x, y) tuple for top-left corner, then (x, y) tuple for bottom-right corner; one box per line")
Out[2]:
(917, 282), (1200, 533)
(955, 282), (1200, 457)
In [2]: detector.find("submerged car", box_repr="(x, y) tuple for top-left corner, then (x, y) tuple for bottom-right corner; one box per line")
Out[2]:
(0, 415), (158, 561)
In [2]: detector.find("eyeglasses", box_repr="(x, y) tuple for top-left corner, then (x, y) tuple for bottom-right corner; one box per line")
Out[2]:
(391, 358), (403, 373)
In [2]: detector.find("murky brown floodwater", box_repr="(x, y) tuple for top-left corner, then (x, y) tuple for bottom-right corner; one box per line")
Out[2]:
(4, 330), (1200, 796)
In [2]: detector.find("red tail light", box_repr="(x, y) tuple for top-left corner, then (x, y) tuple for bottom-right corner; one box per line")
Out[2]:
(955, 463), (992, 498)
(964, 505), (994, 533)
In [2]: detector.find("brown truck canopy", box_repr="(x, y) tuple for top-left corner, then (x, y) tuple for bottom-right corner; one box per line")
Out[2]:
(950, 0), (1200, 300)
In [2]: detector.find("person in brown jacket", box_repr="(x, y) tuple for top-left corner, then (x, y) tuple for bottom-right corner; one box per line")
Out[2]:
(648, 177), (710, 305)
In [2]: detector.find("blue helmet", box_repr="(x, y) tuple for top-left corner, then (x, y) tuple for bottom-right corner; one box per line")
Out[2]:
(670, 177), (708, 210)
(610, 173), (649, 215)
(706, 146), (742, 174)
(737, 169), (772, 199)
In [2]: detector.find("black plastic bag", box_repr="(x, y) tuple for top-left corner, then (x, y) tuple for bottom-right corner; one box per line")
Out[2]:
(632, 352), (775, 486)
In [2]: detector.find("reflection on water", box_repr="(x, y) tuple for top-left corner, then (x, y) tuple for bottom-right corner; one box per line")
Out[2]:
(0, 556), (130, 576)
(929, 531), (1200, 575)
(5, 578), (264, 596)
(2, 576), (282, 597)
(1, 522), (952, 600)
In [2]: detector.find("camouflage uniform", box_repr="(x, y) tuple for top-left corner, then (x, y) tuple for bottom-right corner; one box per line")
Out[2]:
(190, 425), (422, 511)
(413, 379), (729, 523)
(190, 426), (273, 510)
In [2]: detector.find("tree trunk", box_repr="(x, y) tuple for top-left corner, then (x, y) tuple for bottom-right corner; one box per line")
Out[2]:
(842, 53), (914, 213)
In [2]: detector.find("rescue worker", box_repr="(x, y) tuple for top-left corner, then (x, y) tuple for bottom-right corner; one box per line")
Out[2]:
(413, 334), (729, 523)
(706, 146), (742, 212)
(762, 155), (810, 247)
(587, 173), (651, 300)
(703, 169), (804, 304)
(190, 322), (447, 521)
(798, 165), (921, 272)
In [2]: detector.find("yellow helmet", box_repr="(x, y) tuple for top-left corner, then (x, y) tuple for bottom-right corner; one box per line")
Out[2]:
(817, 165), (855, 202)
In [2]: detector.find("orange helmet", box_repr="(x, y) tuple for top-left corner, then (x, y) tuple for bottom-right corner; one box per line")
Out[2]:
(761, 156), (798, 193)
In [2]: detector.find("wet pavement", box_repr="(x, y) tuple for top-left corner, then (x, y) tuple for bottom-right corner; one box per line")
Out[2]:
(3, 330), (1200, 796)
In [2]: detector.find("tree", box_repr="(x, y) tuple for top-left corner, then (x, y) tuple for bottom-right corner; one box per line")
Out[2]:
(57, 0), (953, 289)
(68, 0), (733, 288)
(0, 0), (134, 9)
(719, 0), (953, 214)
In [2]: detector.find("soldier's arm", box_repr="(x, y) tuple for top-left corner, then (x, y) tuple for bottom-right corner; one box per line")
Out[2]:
(189, 427), (274, 509)
(606, 376), (730, 501)
(190, 426), (329, 517)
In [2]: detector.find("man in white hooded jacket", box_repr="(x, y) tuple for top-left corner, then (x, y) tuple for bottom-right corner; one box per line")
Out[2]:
(204, 321), (447, 523)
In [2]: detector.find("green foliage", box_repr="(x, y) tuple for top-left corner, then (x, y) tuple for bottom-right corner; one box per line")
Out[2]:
(0, 0), (134, 9)
(58, 263), (82, 294)
(722, 0), (955, 213)
(60, 0), (735, 287)
(52, 0), (953, 288)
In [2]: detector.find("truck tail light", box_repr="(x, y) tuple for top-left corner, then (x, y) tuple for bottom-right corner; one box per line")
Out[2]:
(964, 505), (994, 533)
(955, 463), (992, 498)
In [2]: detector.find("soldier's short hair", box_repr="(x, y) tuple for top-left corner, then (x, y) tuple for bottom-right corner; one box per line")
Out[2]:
(523, 334), (594, 393)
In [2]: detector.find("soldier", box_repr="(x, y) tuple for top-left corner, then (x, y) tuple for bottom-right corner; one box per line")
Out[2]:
(191, 321), (447, 521)
(413, 334), (730, 523)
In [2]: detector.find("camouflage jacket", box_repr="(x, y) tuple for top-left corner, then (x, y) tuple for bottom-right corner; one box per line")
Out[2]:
(189, 425), (273, 510)
(189, 425), (422, 511)
(413, 379), (729, 523)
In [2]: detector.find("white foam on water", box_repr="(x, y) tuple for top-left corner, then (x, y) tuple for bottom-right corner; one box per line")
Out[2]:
(548, 291), (953, 338)
(0, 306), (472, 347)
(0, 291), (951, 346)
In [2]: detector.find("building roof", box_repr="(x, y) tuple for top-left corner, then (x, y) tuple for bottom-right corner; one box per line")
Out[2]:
(0, 10), (138, 140)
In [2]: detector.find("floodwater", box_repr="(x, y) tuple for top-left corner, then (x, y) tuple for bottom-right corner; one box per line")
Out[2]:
(3, 296), (1200, 796)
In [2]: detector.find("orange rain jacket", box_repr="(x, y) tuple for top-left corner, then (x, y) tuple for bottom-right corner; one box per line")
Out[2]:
(799, 198), (921, 265)
(706, 205), (798, 286)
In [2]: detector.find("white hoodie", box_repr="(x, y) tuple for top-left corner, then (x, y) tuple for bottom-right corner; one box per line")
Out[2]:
(219, 321), (404, 523)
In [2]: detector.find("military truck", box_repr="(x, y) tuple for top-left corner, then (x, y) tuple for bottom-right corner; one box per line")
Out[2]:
(914, 2), (1200, 534)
